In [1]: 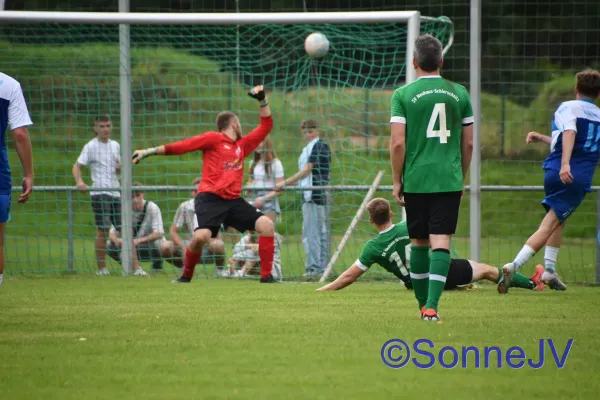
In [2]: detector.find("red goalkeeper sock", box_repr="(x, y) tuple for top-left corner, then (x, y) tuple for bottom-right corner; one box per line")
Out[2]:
(182, 248), (202, 279)
(258, 236), (275, 279)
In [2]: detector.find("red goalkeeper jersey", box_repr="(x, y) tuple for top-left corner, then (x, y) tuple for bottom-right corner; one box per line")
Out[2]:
(164, 116), (273, 200)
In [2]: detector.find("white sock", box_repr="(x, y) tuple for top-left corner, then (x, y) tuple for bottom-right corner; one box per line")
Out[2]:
(513, 245), (536, 270)
(544, 246), (559, 273)
(0, 273), (3, 285)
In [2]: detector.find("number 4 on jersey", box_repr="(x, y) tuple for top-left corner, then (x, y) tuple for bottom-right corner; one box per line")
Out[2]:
(427, 103), (451, 144)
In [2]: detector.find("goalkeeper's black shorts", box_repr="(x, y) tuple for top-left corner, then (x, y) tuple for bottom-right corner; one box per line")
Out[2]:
(194, 192), (263, 238)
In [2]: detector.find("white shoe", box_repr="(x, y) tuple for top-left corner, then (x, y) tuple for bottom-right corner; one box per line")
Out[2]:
(498, 263), (515, 294)
(133, 268), (148, 277)
(541, 271), (567, 291)
(96, 268), (110, 276)
(216, 268), (230, 277)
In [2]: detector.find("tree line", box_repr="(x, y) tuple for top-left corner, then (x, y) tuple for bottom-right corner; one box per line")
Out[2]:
(5, 0), (600, 105)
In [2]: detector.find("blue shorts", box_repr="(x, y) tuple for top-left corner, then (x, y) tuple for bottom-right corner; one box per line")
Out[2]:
(542, 169), (589, 223)
(0, 194), (11, 223)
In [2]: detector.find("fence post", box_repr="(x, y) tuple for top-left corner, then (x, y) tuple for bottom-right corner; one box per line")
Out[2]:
(326, 190), (332, 272)
(364, 89), (370, 154)
(119, 0), (134, 275)
(67, 189), (74, 273)
(596, 189), (600, 284)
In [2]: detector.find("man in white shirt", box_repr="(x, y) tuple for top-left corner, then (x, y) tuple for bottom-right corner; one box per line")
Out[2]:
(161, 177), (227, 275)
(72, 115), (121, 276)
(0, 72), (35, 287)
(106, 183), (167, 276)
(275, 119), (331, 279)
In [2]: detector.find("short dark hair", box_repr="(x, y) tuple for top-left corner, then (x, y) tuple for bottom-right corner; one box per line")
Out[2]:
(367, 198), (391, 225)
(133, 181), (144, 195)
(216, 111), (237, 132)
(300, 119), (318, 130)
(95, 114), (111, 123)
(414, 34), (443, 73)
(576, 69), (600, 98)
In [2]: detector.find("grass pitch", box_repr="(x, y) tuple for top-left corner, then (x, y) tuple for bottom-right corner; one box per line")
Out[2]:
(1, 277), (599, 399)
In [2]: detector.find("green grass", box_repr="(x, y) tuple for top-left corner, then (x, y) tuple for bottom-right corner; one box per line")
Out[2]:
(1, 278), (599, 399)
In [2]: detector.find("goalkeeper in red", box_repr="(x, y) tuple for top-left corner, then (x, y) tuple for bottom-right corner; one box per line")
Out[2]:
(390, 34), (474, 321)
(132, 86), (277, 283)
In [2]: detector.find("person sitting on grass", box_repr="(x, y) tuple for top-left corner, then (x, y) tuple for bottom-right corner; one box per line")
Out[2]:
(106, 183), (166, 276)
(317, 198), (545, 299)
(229, 230), (283, 279)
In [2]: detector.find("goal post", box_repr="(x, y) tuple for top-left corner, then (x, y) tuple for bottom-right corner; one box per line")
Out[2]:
(0, 11), (454, 279)
(319, 171), (384, 283)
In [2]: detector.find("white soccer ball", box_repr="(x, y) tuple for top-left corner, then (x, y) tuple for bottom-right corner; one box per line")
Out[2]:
(304, 32), (329, 58)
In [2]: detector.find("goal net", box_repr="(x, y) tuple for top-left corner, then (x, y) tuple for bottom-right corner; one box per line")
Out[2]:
(0, 12), (453, 280)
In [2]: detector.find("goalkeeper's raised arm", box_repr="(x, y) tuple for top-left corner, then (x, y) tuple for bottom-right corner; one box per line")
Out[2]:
(131, 85), (272, 164)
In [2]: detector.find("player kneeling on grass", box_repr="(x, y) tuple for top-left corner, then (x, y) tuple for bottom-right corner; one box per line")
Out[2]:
(106, 183), (167, 276)
(317, 198), (544, 298)
(161, 176), (227, 276)
(131, 86), (277, 283)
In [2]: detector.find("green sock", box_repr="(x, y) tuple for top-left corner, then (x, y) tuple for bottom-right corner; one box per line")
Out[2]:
(425, 249), (451, 312)
(494, 267), (534, 289)
(512, 272), (535, 289)
(410, 246), (430, 309)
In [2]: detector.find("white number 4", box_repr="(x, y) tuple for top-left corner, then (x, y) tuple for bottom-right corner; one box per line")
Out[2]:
(427, 103), (451, 144)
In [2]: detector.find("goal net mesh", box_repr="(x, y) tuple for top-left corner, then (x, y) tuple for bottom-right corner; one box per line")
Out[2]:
(1, 17), (453, 280)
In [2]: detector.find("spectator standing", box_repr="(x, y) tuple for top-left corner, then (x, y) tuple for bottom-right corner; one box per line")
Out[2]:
(275, 119), (330, 279)
(247, 138), (285, 222)
(72, 115), (121, 276)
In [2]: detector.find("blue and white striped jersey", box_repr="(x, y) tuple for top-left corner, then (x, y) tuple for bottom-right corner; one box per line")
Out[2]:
(543, 99), (600, 189)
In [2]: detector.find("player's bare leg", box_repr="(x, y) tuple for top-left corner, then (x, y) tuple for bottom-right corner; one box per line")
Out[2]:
(95, 228), (110, 275)
(0, 223), (5, 286)
(173, 228), (211, 283)
(255, 215), (276, 283)
(499, 209), (563, 293)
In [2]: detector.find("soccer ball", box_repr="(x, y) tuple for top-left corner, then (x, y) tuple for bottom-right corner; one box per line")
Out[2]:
(304, 32), (329, 58)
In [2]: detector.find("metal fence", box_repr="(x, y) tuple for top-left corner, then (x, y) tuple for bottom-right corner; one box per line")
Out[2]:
(13, 184), (600, 283)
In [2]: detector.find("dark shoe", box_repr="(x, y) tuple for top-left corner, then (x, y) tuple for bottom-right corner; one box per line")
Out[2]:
(260, 274), (275, 283)
(172, 275), (191, 283)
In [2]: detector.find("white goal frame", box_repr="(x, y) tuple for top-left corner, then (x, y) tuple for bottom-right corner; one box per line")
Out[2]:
(0, 10), (456, 275)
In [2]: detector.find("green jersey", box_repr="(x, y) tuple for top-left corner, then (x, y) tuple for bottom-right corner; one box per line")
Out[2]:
(356, 222), (411, 283)
(390, 76), (474, 193)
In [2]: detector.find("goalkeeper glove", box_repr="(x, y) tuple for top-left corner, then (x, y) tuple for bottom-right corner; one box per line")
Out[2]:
(247, 85), (268, 107)
(132, 148), (157, 164)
